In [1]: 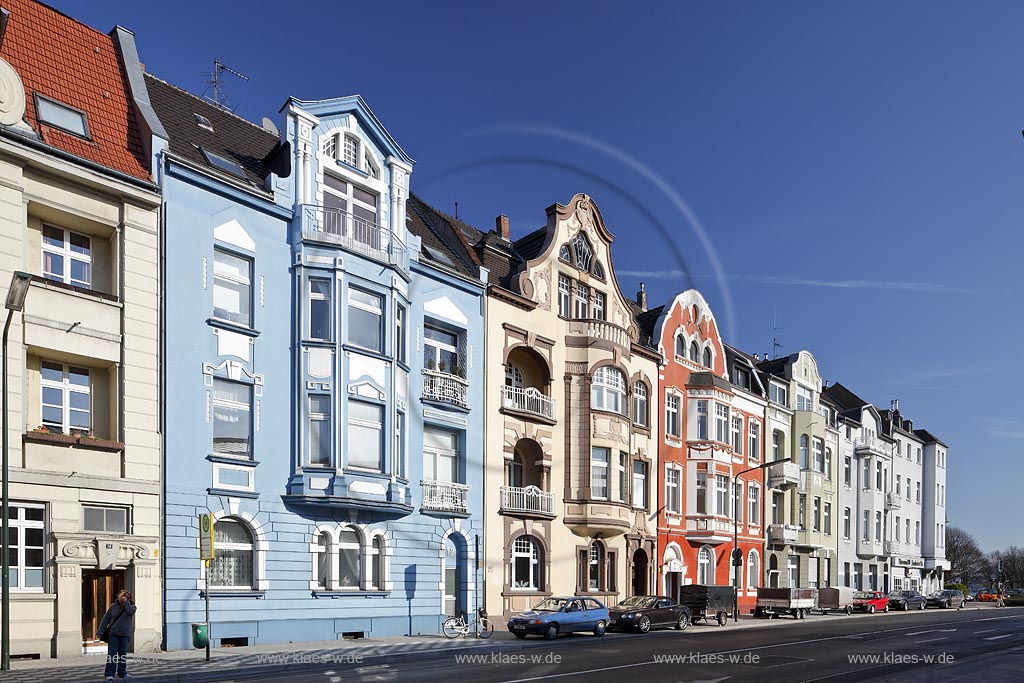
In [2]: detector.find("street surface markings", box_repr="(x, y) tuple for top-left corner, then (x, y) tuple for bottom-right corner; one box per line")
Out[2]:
(984, 634), (1016, 641)
(914, 637), (947, 643)
(904, 629), (956, 636)
(739, 655), (811, 667)
(974, 629), (996, 634)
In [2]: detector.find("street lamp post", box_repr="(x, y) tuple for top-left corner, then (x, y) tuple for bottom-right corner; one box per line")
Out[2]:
(732, 457), (790, 623)
(2, 271), (32, 671)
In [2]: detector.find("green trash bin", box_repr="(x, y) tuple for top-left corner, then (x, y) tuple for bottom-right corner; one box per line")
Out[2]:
(191, 623), (209, 649)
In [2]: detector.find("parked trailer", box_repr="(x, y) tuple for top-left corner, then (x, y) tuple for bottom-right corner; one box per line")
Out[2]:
(817, 587), (857, 615)
(754, 587), (816, 619)
(679, 584), (736, 626)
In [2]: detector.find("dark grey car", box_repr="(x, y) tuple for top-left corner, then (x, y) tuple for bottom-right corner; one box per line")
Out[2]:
(888, 590), (927, 610)
(925, 590), (965, 609)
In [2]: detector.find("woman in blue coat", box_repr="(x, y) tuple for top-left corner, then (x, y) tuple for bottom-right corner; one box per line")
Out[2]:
(98, 589), (137, 680)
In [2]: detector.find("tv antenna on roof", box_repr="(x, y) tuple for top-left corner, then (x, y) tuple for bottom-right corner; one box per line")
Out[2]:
(771, 310), (783, 359)
(202, 59), (249, 112)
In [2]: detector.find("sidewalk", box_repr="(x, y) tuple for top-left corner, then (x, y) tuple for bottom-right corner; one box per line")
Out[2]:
(5, 603), (1001, 683)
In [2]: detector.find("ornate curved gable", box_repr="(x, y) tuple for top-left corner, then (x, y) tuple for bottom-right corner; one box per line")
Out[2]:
(517, 193), (639, 342)
(653, 289), (725, 378)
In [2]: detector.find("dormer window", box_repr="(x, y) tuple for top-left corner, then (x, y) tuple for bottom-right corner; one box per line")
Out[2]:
(364, 151), (380, 179)
(35, 94), (89, 138)
(322, 134), (337, 159)
(194, 113), (215, 132)
(570, 232), (593, 271)
(343, 135), (359, 167)
(200, 147), (246, 179)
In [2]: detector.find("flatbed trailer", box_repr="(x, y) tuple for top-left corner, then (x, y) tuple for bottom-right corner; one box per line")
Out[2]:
(754, 587), (816, 619)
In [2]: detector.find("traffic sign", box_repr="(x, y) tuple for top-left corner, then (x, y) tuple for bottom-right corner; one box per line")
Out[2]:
(199, 513), (215, 560)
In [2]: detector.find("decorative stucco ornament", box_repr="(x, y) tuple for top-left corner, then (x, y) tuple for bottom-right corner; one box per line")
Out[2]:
(0, 58), (27, 126)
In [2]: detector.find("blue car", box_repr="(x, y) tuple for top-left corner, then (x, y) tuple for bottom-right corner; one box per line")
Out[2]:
(507, 597), (610, 640)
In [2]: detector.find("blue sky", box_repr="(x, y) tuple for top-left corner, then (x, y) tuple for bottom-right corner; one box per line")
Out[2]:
(54, 0), (1020, 552)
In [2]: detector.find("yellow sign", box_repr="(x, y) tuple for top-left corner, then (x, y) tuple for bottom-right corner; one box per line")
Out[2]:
(199, 513), (215, 560)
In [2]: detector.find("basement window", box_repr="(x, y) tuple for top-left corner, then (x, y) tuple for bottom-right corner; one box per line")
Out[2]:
(34, 94), (89, 138)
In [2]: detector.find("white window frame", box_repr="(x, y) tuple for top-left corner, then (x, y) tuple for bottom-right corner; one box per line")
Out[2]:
(423, 426), (460, 483)
(665, 394), (680, 437)
(591, 366), (626, 415)
(748, 422), (760, 461)
(573, 281), (589, 320)
(83, 505), (129, 534)
(843, 507), (851, 540)
(10, 503), (45, 592)
(715, 404), (730, 443)
(731, 415), (743, 454)
(632, 460), (647, 508)
(423, 323), (461, 375)
(346, 287), (384, 352)
(343, 134), (359, 167)
(511, 536), (540, 591)
(308, 277), (333, 342)
(337, 527), (362, 589)
(696, 400), (708, 440)
(632, 381), (648, 427)
(697, 546), (714, 585)
(666, 467), (681, 514)
(715, 475), (730, 517)
(307, 394), (332, 467)
(208, 517), (255, 589)
(211, 378), (252, 458)
(40, 360), (90, 434)
(41, 224), (92, 289)
(748, 484), (760, 526)
(557, 274), (571, 318)
(346, 400), (384, 471)
(591, 447), (609, 499)
(747, 550), (759, 590)
(212, 247), (253, 328)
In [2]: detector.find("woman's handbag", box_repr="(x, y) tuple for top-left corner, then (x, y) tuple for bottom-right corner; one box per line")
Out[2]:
(99, 605), (127, 643)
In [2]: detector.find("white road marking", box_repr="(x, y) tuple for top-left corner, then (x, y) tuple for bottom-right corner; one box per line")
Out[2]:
(914, 637), (947, 643)
(904, 629), (956, 636)
(974, 629), (996, 634)
(984, 634), (1015, 641)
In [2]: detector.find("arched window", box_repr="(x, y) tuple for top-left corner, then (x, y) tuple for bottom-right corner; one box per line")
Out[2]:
(697, 546), (714, 586)
(591, 366), (626, 415)
(209, 518), (254, 588)
(369, 535), (386, 590)
(799, 434), (809, 469)
(322, 134), (337, 159)
(505, 362), (524, 388)
(702, 346), (712, 368)
(315, 531), (332, 589)
(588, 541), (605, 590)
(747, 550), (760, 589)
(632, 381), (648, 427)
(342, 134), (359, 166)
(511, 536), (541, 590)
(689, 341), (699, 363)
(675, 335), (686, 358)
(338, 528), (361, 589)
(570, 232), (593, 271)
(443, 536), (459, 617)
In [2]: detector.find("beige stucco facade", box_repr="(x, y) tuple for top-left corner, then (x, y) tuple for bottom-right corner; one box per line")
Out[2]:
(0, 137), (162, 658)
(483, 194), (660, 623)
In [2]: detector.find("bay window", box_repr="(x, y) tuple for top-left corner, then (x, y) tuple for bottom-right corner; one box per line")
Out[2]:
(347, 288), (383, 352)
(715, 404), (729, 443)
(591, 366), (626, 414)
(591, 447), (609, 498)
(347, 400), (383, 470)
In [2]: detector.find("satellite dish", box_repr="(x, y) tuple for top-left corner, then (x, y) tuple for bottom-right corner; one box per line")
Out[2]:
(261, 117), (279, 136)
(0, 58), (26, 126)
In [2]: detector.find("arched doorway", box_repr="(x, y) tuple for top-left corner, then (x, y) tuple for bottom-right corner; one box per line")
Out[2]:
(663, 545), (683, 599)
(768, 554), (779, 588)
(632, 549), (648, 596)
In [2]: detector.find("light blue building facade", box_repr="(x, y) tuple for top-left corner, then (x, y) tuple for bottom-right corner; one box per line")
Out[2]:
(154, 79), (485, 649)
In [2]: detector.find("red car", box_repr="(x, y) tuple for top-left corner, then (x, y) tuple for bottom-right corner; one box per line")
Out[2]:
(852, 591), (889, 614)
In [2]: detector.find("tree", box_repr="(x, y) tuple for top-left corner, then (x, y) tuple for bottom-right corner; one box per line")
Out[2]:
(989, 547), (1024, 588)
(945, 526), (990, 587)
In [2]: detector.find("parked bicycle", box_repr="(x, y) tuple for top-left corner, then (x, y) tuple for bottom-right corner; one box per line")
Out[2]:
(442, 608), (494, 638)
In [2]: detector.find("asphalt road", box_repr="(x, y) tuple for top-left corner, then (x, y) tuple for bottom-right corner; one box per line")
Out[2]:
(220, 606), (1024, 683)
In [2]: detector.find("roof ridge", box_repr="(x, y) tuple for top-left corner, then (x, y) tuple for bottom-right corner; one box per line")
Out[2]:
(34, 0), (117, 44)
(408, 197), (482, 270)
(411, 192), (486, 239)
(144, 71), (278, 138)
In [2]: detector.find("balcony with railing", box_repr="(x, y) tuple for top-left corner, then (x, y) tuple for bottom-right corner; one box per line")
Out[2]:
(767, 460), (801, 489)
(299, 204), (406, 267)
(854, 435), (889, 457)
(566, 318), (631, 349)
(768, 524), (800, 544)
(421, 480), (469, 515)
(422, 370), (469, 409)
(500, 386), (556, 422)
(885, 491), (902, 510)
(499, 485), (556, 518)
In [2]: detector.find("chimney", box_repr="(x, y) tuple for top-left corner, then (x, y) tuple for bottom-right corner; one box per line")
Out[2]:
(496, 214), (510, 241)
(636, 282), (648, 312)
(753, 353), (760, 360)
(891, 399), (899, 413)
(904, 419), (913, 431)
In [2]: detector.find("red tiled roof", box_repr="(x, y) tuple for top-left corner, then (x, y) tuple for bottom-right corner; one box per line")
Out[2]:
(0, 0), (150, 181)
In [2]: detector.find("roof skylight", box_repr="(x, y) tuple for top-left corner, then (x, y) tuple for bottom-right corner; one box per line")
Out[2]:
(35, 94), (89, 138)
(200, 147), (245, 179)
(194, 113), (215, 132)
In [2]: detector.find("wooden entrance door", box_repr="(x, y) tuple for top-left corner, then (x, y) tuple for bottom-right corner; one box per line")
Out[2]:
(82, 570), (124, 644)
